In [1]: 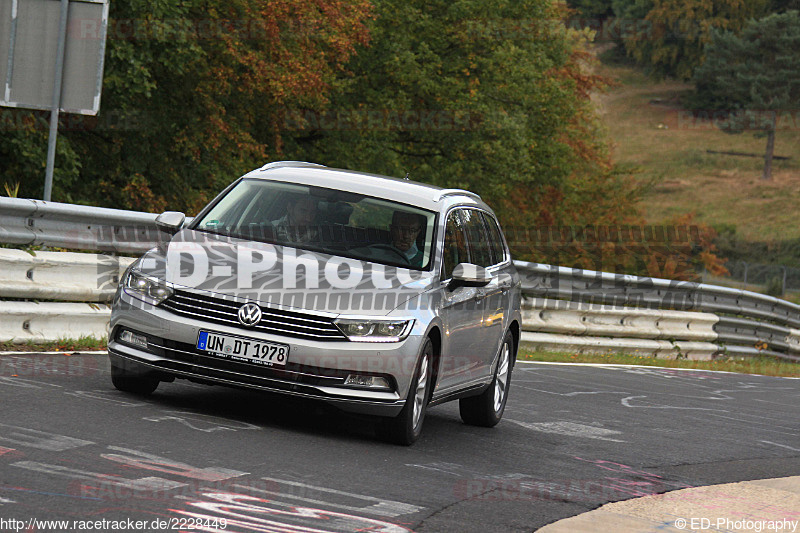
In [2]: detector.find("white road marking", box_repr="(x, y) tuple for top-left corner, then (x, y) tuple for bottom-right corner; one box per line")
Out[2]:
(0, 377), (63, 389)
(516, 361), (800, 379)
(10, 461), (187, 492)
(0, 424), (93, 451)
(142, 411), (261, 433)
(507, 420), (625, 442)
(173, 492), (413, 533)
(621, 395), (721, 410)
(64, 390), (147, 406)
(235, 477), (424, 518)
(512, 383), (629, 397)
(403, 462), (469, 477)
(103, 446), (248, 481)
(760, 440), (800, 452)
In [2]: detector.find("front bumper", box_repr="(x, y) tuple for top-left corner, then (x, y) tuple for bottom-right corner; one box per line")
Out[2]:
(109, 292), (425, 417)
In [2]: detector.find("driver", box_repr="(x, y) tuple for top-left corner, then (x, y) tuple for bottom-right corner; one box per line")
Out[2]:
(272, 195), (319, 244)
(389, 211), (424, 267)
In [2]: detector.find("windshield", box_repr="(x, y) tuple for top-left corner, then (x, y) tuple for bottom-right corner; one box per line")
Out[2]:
(193, 179), (437, 270)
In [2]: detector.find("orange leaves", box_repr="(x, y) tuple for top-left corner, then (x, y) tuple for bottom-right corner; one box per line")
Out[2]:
(669, 213), (729, 277)
(203, 0), (373, 108)
(121, 174), (168, 213)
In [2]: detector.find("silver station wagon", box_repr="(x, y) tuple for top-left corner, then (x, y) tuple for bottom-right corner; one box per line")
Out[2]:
(109, 161), (522, 444)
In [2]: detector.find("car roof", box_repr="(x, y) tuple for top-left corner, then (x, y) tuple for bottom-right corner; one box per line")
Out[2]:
(242, 161), (492, 213)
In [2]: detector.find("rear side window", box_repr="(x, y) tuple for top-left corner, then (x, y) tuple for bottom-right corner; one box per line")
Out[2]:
(481, 212), (507, 266)
(442, 211), (469, 279)
(461, 209), (492, 268)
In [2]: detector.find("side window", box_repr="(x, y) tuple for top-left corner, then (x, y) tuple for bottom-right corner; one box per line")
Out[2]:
(481, 212), (507, 265)
(442, 211), (468, 280)
(462, 209), (492, 268)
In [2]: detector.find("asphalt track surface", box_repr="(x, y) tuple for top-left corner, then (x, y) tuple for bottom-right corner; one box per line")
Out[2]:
(0, 353), (798, 532)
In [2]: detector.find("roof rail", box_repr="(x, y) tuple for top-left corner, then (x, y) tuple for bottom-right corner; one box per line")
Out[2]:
(258, 161), (327, 171)
(432, 189), (482, 202)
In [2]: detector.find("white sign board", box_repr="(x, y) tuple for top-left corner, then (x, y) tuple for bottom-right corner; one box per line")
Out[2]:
(0, 0), (109, 116)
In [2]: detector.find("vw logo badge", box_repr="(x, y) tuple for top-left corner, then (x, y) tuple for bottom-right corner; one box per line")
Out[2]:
(238, 302), (262, 327)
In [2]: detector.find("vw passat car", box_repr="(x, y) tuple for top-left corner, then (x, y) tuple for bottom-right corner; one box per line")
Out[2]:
(109, 161), (522, 444)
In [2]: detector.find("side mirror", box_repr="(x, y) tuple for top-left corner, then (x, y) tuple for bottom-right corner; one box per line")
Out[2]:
(155, 211), (186, 235)
(447, 263), (492, 291)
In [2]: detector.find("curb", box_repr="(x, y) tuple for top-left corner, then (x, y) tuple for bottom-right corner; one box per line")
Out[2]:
(537, 476), (800, 533)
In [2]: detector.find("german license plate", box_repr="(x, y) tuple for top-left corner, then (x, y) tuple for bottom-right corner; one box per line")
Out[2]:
(196, 331), (289, 367)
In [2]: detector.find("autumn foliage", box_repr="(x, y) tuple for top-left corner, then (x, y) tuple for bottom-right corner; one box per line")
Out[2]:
(0, 0), (727, 279)
(3, 0), (373, 212)
(611, 0), (769, 80)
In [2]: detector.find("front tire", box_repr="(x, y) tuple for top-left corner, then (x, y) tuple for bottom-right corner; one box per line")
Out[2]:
(459, 330), (514, 427)
(377, 338), (433, 445)
(111, 364), (159, 395)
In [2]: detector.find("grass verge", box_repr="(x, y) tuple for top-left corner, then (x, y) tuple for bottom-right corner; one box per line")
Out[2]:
(0, 336), (107, 352)
(595, 51), (800, 243)
(519, 349), (800, 378)
(2, 339), (797, 378)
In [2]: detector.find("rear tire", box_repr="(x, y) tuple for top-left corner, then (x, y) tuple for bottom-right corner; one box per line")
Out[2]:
(111, 364), (159, 395)
(459, 330), (514, 427)
(377, 338), (433, 445)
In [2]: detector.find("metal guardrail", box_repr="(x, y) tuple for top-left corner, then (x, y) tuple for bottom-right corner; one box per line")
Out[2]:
(0, 198), (798, 361)
(514, 260), (800, 324)
(0, 197), (160, 253)
(519, 297), (720, 359)
(0, 249), (135, 302)
(0, 301), (112, 343)
(514, 260), (800, 361)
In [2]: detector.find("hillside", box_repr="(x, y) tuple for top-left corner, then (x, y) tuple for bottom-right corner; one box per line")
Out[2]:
(595, 56), (800, 244)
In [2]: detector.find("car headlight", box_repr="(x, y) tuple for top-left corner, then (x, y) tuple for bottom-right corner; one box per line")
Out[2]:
(334, 319), (413, 342)
(123, 269), (173, 305)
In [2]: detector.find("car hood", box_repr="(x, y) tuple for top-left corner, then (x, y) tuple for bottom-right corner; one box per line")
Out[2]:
(135, 229), (437, 316)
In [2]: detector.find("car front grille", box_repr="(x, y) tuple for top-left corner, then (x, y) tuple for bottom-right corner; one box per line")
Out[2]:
(160, 289), (347, 341)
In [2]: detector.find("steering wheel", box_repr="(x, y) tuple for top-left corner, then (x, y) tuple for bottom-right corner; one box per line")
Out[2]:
(368, 244), (411, 264)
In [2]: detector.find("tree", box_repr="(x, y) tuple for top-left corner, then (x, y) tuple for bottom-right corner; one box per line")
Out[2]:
(692, 10), (800, 180)
(280, 0), (642, 256)
(771, 0), (800, 12)
(0, 0), (372, 210)
(566, 0), (615, 19)
(614, 0), (768, 79)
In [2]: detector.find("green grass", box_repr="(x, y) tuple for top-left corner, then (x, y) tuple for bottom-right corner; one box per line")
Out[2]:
(519, 348), (800, 378)
(595, 55), (800, 242)
(2, 337), (797, 377)
(0, 335), (107, 352)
